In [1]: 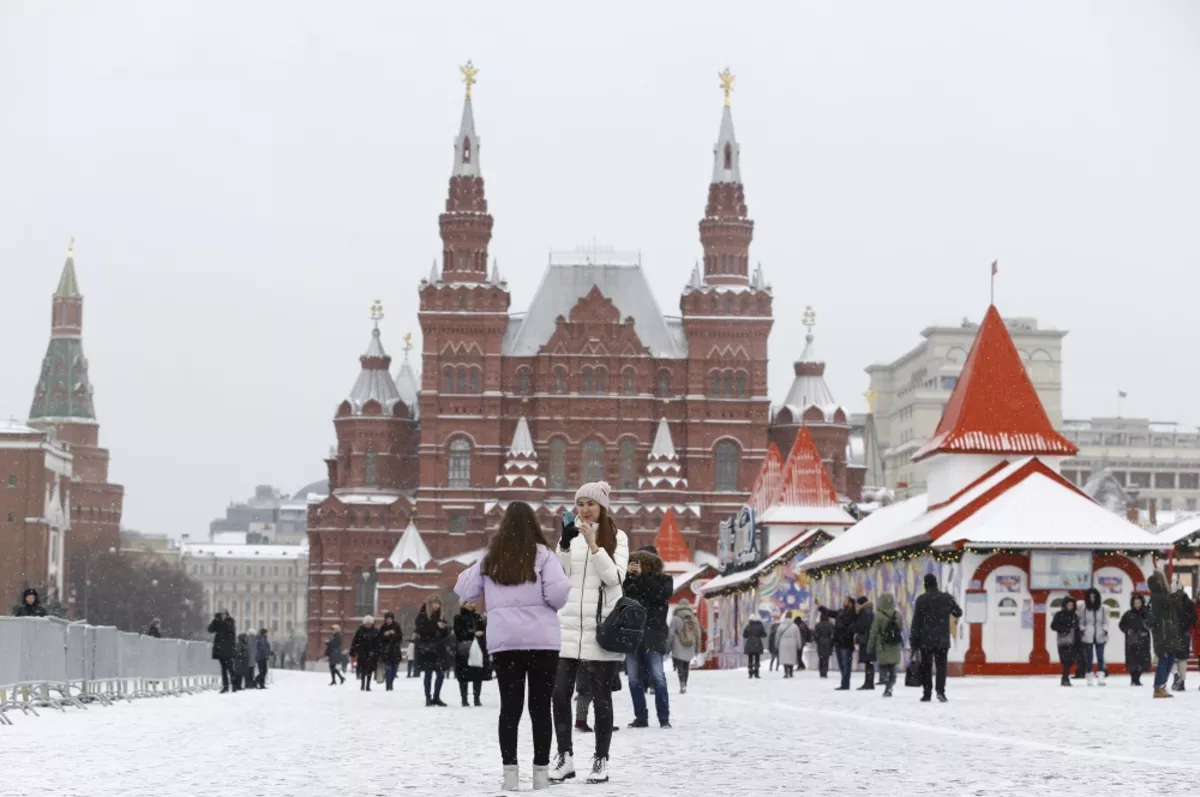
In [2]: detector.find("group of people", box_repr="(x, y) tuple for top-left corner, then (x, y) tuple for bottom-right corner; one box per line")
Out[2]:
(207, 611), (273, 692)
(742, 573), (963, 702)
(1053, 570), (1199, 697)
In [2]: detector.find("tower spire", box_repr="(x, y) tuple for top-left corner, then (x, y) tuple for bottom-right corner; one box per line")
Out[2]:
(440, 60), (493, 282)
(31, 240), (93, 421)
(700, 68), (753, 287)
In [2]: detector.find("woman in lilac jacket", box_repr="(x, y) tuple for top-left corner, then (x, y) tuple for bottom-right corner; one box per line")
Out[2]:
(456, 501), (571, 792)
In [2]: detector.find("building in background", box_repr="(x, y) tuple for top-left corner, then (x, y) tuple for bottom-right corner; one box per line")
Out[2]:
(119, 529), (181, 568)
(866, 314), (1065, 496)
(0, 419), (72, 606)
(26, 242), (124, 605)
(209, 484), (324, 545)
(1060, 417), (1200, 524)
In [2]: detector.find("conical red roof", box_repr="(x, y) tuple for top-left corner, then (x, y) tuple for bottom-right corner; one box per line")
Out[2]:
(775, 426), (840, 507)
(913, 305), (1077, 462)
(653, 509), (691, 564)
(748, 442), (785, 514)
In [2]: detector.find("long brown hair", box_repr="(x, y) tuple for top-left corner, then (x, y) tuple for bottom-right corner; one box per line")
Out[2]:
(594, 506), (618, 559)
(483, 501), (550, 586)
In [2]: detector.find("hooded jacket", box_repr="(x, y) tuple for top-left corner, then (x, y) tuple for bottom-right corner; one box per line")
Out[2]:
(377, 619), (403, 665)
(867, 594), (903, 666)
(1118, 594), (1152, 674)
(668, 605), (700, 661)
(556, 526), (630, 662)
(1050, 600), (1081, 649)
(13, 588), (47, 617)
(742, 619), (767, 655)
(351, 622), (381, 668)
(854, 600), (876, 655)
(1079, 587), (1110, 645)
(207, 613), (236, 660)
(622, 550), (673, 654)
(414, 606), (450, 669)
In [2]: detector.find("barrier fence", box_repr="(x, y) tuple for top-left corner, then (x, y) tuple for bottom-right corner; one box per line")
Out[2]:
(0, 616), (219, 724)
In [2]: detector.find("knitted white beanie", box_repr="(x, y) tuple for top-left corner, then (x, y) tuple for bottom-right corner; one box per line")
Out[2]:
(574, 481), (612, 511)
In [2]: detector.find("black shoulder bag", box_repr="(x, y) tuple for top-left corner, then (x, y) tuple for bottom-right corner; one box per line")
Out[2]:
(596, 584), (647, 655)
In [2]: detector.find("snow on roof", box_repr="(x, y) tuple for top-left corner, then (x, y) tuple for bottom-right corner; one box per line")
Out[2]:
(437, 548), (488, 568)
(508, 417), (535, 457)
(700, 529), (825, 594)
(693, 550), (720, 569)
(913, 305), (1077, 462)
(931, 470), (1167, 551)
(798, 493), (931, 571)
(0, 418), (40, 436)
(345, 328), (402, 416)
(387, 521), (433, 570)
(649, 417), (678, 460)
(182, 543), (308, 560)
(672, 564), (715, 592)
(1157, 515), (1200, 546)
(333, 492), (405, 505)
(211, 531), (248, 545)
(760, 426), (853, 526)
(394, 356), (420, 419)
(759, 504), (857, 526)
(503, 264), (686, 359)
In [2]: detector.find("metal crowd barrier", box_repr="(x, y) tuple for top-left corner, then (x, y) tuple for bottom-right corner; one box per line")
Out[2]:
(0, 616), (219, 724)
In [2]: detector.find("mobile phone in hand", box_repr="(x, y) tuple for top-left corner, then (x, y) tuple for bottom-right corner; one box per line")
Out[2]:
(562, 510), (575, 527)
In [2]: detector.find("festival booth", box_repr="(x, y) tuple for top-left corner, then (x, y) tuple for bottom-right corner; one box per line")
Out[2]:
(797, 305), (1167, 675)
(698, 427), (856, 669)
(1155, 516), (1200, 596)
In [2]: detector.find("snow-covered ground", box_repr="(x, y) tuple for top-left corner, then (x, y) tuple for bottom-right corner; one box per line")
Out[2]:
(4, 668), (1199, 795)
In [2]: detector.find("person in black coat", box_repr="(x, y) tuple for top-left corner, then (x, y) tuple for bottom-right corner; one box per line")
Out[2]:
(818, 598), (859, 691)
(1050, 597), (1081, 687)
(233, 633), (252, 691)
(325, 625), (346, 685)
(909, 574), (963, 702)
(146, 619), (162, 638)
(814, 614), (835, 678)
(350, 616), (380, 692)
(416, 596), (451, 706)
(622, 547), (674, 727)
(207, 610), (237, 693)
(377, 612), (404, 691)
(13, 588), (47, 617)
(453, 602), (491, 707)
(1118, 594), (1152, 686)
(742, 618), (768, 679)
(854, 597), (876, 690)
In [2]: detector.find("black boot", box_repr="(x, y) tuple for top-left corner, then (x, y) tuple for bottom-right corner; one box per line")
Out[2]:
(1061, 675), (1071, 687)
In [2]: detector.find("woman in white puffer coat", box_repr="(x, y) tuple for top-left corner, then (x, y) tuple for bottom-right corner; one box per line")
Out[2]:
(549, 481), (629, 786)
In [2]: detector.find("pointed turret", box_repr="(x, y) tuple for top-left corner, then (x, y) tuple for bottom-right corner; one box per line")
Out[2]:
(775, 426), (840, 509)
(345, 303), (402, 416)
(747, 443), (785, 515)
(31, 238), (94, 422)
(490, 259), (501, 286)
(394, 341), (420, 420)
(439, 60), (493, 283)
(781, 306), (839, 415)
(387, 521), (433, 570)
(640, 418), (687, 490)
(652, 509), (692, 565)
(699, 68), (754, 287)
(496, 417), (543, 489)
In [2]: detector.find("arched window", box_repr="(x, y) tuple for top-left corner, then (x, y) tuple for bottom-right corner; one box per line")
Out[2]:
(724, 372), (734, 396)
(715, 441), (740, 492)
(711, 371), (721, 395)
(623, 369), (635, 395)
(459, 293), (468, 310)
(724, 294), (735, 313)
(518, 369), (531, 395)
(657, 369), (671, 397)
(549, 438), (567, 490)
(442, 367), (454, 393)
(555, 368), (567, 395)
(736, 372), (746, 396)
(619, 439), (637, 490)
(365, 449), (377, 486)
(456, 366), (467, 393)
(582, 368), (593, 394)
(720, 253), (727, 273)
(353, 567), (375, 617)
(581, 440), (605, 484)
(469, 368), (480, 394)
(595, 369), (607, 393)
(448, 438), (472, 488)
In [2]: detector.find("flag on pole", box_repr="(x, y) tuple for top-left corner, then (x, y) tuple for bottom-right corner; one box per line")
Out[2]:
(991, 260), (998, 275)
(1118, 390), (1128, 399)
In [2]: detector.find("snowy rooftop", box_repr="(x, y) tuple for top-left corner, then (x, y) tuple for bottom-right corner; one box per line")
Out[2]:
(387, 521), (433, 570)
(181, 543), (308, 560)
(700, 529), (825, 594)
(1156, 515), (1200, 546)
(758, 504), (857, 526)
(799, 493), (930, 570)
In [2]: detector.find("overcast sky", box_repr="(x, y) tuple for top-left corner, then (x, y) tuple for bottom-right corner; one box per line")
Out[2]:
(1, 1), (1197, 538)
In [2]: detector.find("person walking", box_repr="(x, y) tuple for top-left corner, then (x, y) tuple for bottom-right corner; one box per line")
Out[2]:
(146, 619), (162, 638)
(795, 615), (811, 671)
(13, 587), (48, 617)
(623, 546), (673, 729)
(1171, 582), (1196, 691)
(406, 640), (418, 678)
(668, 600), (700, 693)
(909, 573), (962, 703)
(854, 597), (876, 690)
(1119, 594), (1151, 686)
(814, 611), (834, 678)
(377, 612), (403, 691)
(415, 596), (452, 706)
(350, 615), (380, 692)
(253, 628), (271, 689)
(767, 617), (781, 673)
(1149, 571), (1185, 698)
(742, 617), (767, 679)
(455, 500), (571, 791)
(1051, 597), (1082, 687)
(866, 593), (903, 697)
(325, 625), (346, 685)
(1079, 587), (1109, 686)
(776, 612), (803, 678)
(207, 610), (236, 693)
(454, 601), (491, 707)
(548, 481), (630, 786)
(233, 632), (251, 692)
(818, 598), (858, 691)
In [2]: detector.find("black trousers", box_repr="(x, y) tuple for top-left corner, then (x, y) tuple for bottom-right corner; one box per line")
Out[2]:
(329, 660), (344, 683)
(919, 647), (949, 697)
(460, 678), (483, 703)
(818, 654), (830, 677)
(256, 658), (268, 688)
(673, 658), (691, 686)
(1059, 645), (1077, 679)
(553, 658), (620, 760)
(217, 657), (234, 690)
(746, 652), (762, 675)
(879, 663), (897, 688)
(494, 650), (559, 767)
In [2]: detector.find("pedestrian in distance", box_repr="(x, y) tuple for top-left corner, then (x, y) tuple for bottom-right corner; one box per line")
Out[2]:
(668, 600), (701, 694)
(795, 615), (812, 670)
(817, 597), (858, 691)
(377, 611), (403, 691)
(1171, 580), (1196, 691)
(455, 500), (571, 792)
(775, 611), (803, 678)
(867, 593), (903, 697)
(767, 617), (780, 672)
(146, 618), (162, 638)
(742, 616), (767, 679)
(253, 628), (271, 689)
(350, 615), (380, 692)
(623, 546), (674, 729)
(233, 632), (251, 692)
(1079, 587), (1109, 686)
(325, 625), (346, 685)
(454, 600), (491, 707)
(13, 587), (48, 617)
(814, 611), (834, 678)
(909, 573), (962, 703)
(1118, 595), (1151, 686)
(1051, 597), (1082, 687)
(415, 595), (452, 706)
(207, 610), (237, 693)
(1148, 571), (1187, 698)
(855, 596), (876, 690)
(548, 481), (630, 786)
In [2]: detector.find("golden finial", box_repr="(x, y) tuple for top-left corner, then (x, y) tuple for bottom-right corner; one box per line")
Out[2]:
(67, 236), (75, 259)
(864, 388), (876, 414)
(403, 332), (413, 351)
(802, 305), (816, 335)
(370, 299), (384, 326)
(718, 67), (735, 108)
(460, 60), (479, 99)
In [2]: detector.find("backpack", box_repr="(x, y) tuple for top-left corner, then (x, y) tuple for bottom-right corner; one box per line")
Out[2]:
(882, 613), (903, 646)
(595, 587), (647, 654)
(678, 615), (698, 647)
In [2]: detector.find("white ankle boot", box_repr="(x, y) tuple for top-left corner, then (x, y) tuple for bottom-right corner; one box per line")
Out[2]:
(1098, 671), (1107, 686)
(532, 765), (550, 790)
(586, 756), (609, 784)
(502, 766), (519, 791)
(1086, 673), (1095, 686)
(549, 751), (575, 783)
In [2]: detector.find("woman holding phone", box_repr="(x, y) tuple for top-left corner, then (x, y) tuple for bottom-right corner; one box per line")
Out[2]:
(549, 481), (629, 785)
